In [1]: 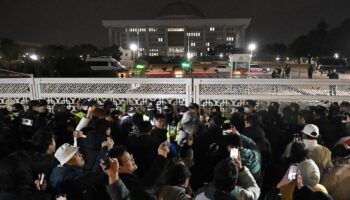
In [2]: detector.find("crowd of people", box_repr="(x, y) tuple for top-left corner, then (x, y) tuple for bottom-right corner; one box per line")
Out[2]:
(0, 98), (350, 200)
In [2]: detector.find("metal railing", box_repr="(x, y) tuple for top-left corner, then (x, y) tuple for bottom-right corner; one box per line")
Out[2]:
(1, 78), (350, 112)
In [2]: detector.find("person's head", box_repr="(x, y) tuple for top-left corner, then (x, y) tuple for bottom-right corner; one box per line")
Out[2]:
(268, 102), (280, 114)
(103, 100), (116, 114)
(109, 145), (137, 174)
(146, 101), (156, 110)
(139, 121), (152, 135)
(28, 100), (39, 111)
(31, 128), (56, 155)
(131, 113), (144, 128)
(223, 134), (242, 149)
(301, 124), (319, 140)
(210, 106), (222, 116)
(166, 164), (191, 187)
(37, 99), (48, 113)
(313, 106), (327, 119)
(298, 110), (313, 125)
(332, 143), (350, 164)
(126, 105), (136, 116)
(76, 99), (89, 112)
(94, 119), (111, 135)
(54, 143), (84, 167)
(92, 107), (107, 119)
(230, 112), (245, 133)
(181, 111), (200, 135)
(11, 103), (24, 117)
(161, 104), (173, 115)
(208, 112), (224, 128)
(213, 159), (238, 192)
(154, 113), (167, 129)
(245, 113), (262, 128)
(290, 141), (308, 162)
(188, 103), (200, 114)
(244, 100), (256, 113)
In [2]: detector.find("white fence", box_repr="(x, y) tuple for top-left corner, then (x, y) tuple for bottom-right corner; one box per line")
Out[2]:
(1, 78), (350, 112)
(0, 78), (192, 111)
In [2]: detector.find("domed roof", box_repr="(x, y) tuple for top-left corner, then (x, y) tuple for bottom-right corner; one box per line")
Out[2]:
(157, 1), (205, 19)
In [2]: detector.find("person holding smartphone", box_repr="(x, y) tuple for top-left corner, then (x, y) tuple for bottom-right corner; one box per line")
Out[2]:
(277, 141), (329, 200)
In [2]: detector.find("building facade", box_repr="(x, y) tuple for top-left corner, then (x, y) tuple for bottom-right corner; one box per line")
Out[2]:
(102, 2), (251, 57)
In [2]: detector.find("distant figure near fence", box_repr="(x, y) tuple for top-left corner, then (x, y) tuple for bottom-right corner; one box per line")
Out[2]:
(328, 68), (339, 96)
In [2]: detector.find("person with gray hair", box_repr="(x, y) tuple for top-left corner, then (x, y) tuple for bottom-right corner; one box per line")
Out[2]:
(177, 111), (200, 146)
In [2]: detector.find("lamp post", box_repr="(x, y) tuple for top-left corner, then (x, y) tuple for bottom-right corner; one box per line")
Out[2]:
(129, 43), (138, 62)
(334, 53), (339, 59)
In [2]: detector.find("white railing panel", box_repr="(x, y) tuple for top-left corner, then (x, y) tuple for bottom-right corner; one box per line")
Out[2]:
(34, 78), (192, 111)
(194, 78), (350, 114)
(0, 78), (35, 109)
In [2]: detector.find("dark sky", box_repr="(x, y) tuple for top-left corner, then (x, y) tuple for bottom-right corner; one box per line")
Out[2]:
(0, 0), (349, 48)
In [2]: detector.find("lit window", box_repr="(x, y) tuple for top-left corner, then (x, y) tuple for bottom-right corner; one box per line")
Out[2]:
(206, 42), (210, 46)
(158, 38), (163, 42)
(148, 28), (157, 32)
(186, 32), (201, 37)
(191, 42), (196, 47)
(168, 28), (184, 32)
(226, 37), (234, 41)
(207, 47), (210, 51)
(210, 27), (215, 31)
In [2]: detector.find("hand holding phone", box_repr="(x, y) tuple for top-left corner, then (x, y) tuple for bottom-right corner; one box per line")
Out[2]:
(230, 148), (239, 159)
(39, 173), (45, 185)
(288, 165), (298, 181)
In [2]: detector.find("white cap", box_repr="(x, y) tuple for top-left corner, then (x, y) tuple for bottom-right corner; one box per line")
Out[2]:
(301, 124), (319, 138)
(54, 143), (79, 166)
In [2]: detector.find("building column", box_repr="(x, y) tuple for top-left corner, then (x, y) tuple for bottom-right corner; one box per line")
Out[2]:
(223, 26), (227, 45)
(235, 28), (246, 49)
(145, 27), (150, 56)
(184, 27), (189, 57)
(202, 26), (207, 56)
(126, 27), (130, 48)
(113, 29), (119, 46)
(164, 26), (168, 57)
(108, 28), (113, 46)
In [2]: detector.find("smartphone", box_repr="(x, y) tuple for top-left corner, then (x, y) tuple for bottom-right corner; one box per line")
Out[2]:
(288, 165), (297, 181)
(230, 148), (239, 159)
(103, 152), (110, 170)
(39, 173), (45, 185)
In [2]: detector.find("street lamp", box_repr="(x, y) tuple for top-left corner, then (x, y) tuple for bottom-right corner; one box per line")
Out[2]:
(334, 53), (339, 59)
(129, 43), (138, 62)
(29, 54), (39, 61)
(248, 43), (257, 57)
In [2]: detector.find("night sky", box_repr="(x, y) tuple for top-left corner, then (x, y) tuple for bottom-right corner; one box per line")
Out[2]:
(0, 0), (349, 48)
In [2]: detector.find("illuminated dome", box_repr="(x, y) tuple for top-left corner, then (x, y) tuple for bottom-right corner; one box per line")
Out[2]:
(157, 1), (205, 19)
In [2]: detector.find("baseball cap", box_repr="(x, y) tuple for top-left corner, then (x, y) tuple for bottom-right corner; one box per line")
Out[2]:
(54, 143), (79, 166)
(301, 124), (319, 138)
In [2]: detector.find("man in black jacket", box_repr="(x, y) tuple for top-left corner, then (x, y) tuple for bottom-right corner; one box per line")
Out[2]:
(108, 142), (169, 193)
